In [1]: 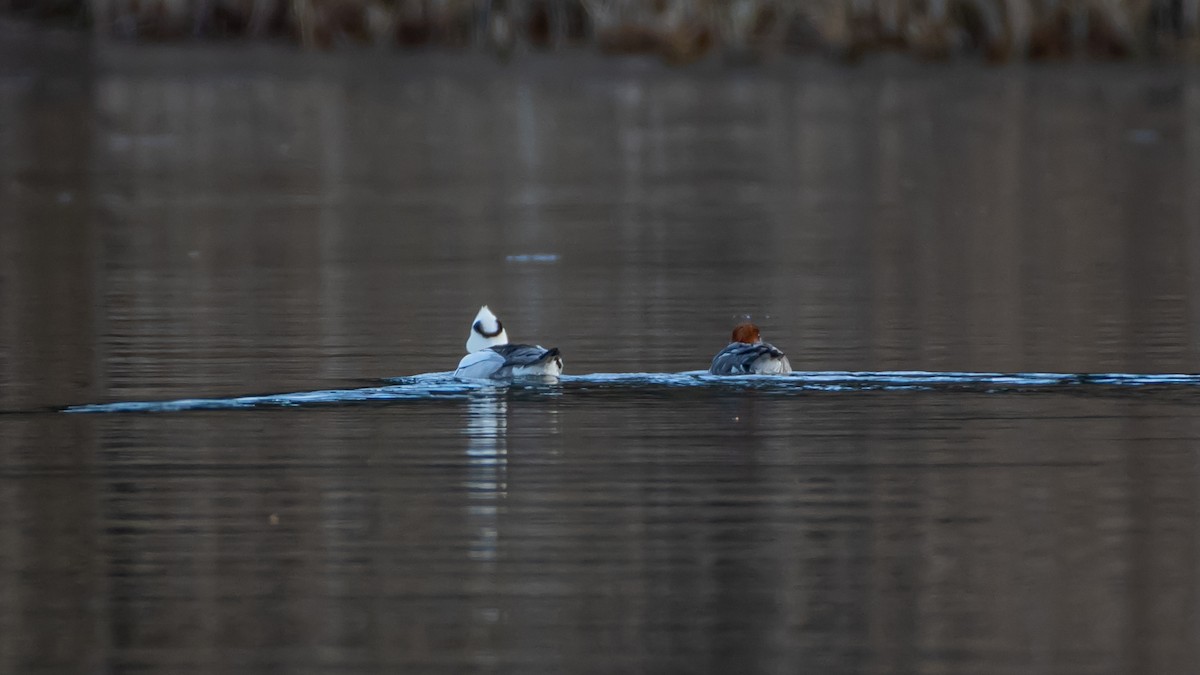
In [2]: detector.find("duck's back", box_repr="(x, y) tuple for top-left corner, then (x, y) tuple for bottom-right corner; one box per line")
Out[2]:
(709, 342), (792, 375)
(455, 344), (563, 379)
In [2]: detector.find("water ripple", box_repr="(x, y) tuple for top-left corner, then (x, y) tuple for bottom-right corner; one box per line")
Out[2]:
(59, 370), (1200, 414)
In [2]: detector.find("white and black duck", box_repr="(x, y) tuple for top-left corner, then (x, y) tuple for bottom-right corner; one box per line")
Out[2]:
(454, 305), (564, 379)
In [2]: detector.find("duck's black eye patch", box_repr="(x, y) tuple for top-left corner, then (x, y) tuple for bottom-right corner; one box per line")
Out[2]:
(473, 319), (504, 338)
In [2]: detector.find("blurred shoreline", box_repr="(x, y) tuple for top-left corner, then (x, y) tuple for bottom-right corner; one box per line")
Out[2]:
(4, 0), (1200, 64)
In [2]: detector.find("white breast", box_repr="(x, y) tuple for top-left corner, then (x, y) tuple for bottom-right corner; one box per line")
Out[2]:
(454, 350), (506, 379)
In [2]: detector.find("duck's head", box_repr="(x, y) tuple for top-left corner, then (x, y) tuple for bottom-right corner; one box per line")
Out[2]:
(466, 305), (509, 353)
(731, 322), (762, 345)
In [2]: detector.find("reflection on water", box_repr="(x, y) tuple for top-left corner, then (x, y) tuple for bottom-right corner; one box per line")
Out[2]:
(2, 27), (1200, 675)
(466, 394), (509, 563)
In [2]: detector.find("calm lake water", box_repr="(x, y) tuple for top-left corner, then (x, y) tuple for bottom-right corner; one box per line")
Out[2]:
(3, 20), (1200, 674)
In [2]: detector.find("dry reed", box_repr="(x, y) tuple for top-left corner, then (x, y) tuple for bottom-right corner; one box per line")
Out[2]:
(7, 0), (1200, 61)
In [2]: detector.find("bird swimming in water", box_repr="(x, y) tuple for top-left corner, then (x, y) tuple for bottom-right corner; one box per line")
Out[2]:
(709, 322), (792, 375)
(454, 305), (564, 379)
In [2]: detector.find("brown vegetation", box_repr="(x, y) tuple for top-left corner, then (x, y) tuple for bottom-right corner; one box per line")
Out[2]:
(7, 0), (1200, 61)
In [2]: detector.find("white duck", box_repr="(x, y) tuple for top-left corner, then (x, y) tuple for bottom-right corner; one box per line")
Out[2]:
(709, 322), (792, 375)
(454, 306), (564, 379)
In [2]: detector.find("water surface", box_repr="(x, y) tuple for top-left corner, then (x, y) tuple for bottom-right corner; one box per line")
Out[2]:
(2, 23), (1200, 674)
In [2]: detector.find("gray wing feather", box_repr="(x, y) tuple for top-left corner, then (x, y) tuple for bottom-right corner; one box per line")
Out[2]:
(491, 344), (560, 367)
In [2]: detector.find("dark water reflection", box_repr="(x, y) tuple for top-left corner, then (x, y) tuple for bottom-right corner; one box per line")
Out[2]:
(3, 24), (1200, 674)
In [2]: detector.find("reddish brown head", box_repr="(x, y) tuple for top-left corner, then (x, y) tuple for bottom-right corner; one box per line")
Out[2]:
(731, 323), (762, 345)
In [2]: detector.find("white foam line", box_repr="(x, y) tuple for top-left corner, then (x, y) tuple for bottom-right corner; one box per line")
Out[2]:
(62, 371), (1200, 413)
